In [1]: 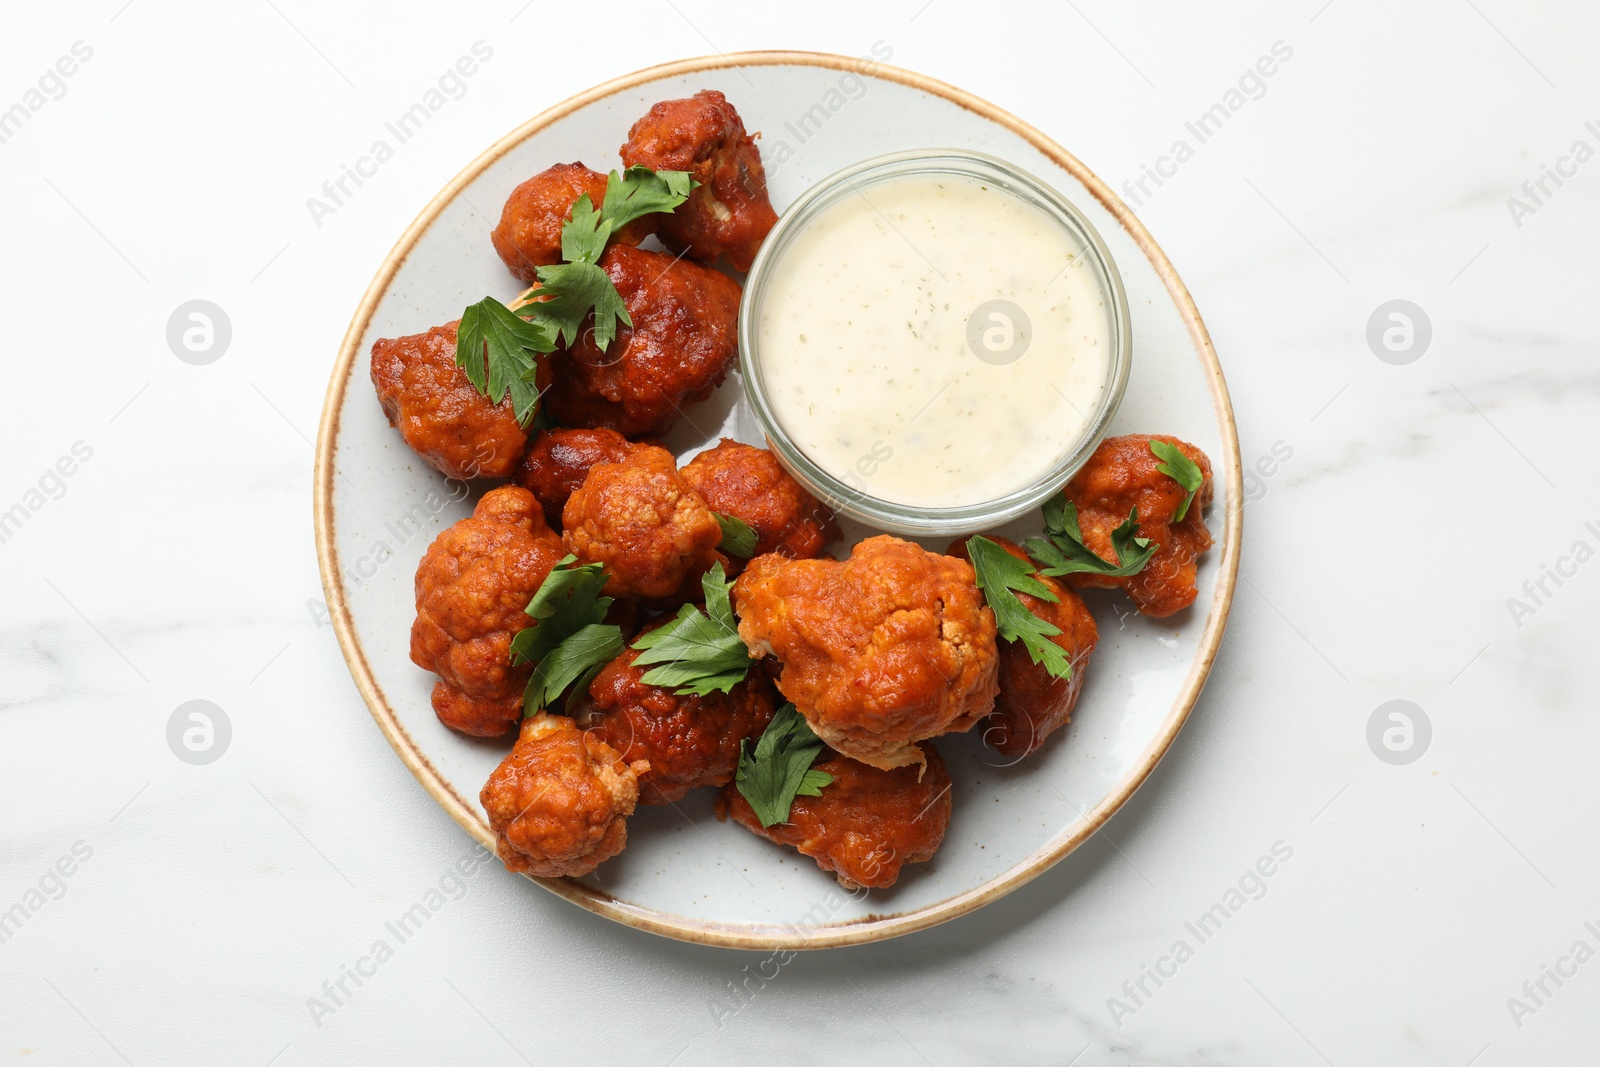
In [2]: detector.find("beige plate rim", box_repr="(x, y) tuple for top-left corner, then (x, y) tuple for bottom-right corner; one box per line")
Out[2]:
(312, 49), (1244, 951)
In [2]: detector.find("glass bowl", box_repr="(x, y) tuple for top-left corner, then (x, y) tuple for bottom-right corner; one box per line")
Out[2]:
(738, 148), (1132, 537)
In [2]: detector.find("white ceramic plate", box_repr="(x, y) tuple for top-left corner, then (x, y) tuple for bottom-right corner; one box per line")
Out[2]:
(314, 52), (1241, 950)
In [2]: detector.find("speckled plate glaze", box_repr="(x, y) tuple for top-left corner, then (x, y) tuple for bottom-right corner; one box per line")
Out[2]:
(313, 52), (1242, 950)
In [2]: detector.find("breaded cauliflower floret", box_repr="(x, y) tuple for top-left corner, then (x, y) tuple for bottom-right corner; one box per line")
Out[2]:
(544, 245), (742, 437)
(619, 90), (778, 271)
(489, 162), (654, 283)
(732, 536), (999, 771)
(1062, 433), (1215, 618)
(718, 742), (953, 890)
(410, 486), (566, 737)
(574, 625), (779, 804)
(949, 536), (1098, 759)
(680, 439), (840, 564)
(513, 427), (648, 530)
(561, 445), (723, 600)
(480, 714), (647, 878)
(370, 321), (532, 480)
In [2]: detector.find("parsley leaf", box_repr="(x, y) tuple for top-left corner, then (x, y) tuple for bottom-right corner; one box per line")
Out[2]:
(512, 555), (621, 713)
(631, 562), (752, 696)
(454, 298), (556, 428)
(511, 555), (612, 663)
(1149, 439), (1204, 522)
(524, 622), (623, 713)
(1023, 496), (1159, 579)
(512, 167), (695, 355)
(600, 166), (696, 232)
(559, 193), (612, 265)
(525, 258), (632, 351)
(965, 536), (1073, 680)
(736, 704), (834, 828)
(455, 166), (693, 416)
(713, 512), (758, 559)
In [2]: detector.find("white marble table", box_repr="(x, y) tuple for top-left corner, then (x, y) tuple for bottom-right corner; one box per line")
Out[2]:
(2, 2), (1594, 1063)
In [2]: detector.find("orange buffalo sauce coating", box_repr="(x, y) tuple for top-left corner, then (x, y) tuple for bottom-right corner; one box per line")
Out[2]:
(410, 487), (566, 738)
(370, 321), (533, 480)
(949, 536), (1098, 759)
(481, 715), (647, 878)
(619, 90), (777, 271)
(733, 536), (998, 771)
(576, 632), (778, 804)
(681, 439), (840, 566)
(544, 245), (742, 438)
(514, 427), (647, 531)
(562, 445), (723, 600)
(719, 743), (953, 890)
(1062, 433), (1214, 618)
(489, 161), (654, 283)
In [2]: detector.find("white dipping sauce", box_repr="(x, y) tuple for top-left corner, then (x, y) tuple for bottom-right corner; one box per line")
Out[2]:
(755, 173), (1112, 508)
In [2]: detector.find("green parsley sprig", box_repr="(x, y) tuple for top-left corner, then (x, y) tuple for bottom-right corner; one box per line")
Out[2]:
(1149, 440), (1204, 522)
(511, 555), (623, 714)
(736, 704), (834, 828)
(631, 562), (753, 697)
(454, 166), (695, 427)
(712, 512), (758, 559)
(520, 167), (693, 351)
(1023, 495), (1159, 579)
(965, 536), (1073, 680)
(455, 299), (556, 428)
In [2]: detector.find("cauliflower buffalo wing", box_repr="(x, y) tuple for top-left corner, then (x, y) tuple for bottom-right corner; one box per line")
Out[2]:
(719, 742), (953, 890)
(681, 439), (840, 562)
(489, 162), (653, 283)
(949, 536), (1098, 759)
(410, 487), (566, 737)
(544, 245), (742, 437)
(1063, 434), (1215, 618)
(732, 536), (999, 771)
(513, 427), (647, 530)
(480, 714), (647, 878)
(575, 627), (779, 804)
(619, 90), (778, 271)
(562, 444), (723, 599)
(371, 321), (532, 480)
